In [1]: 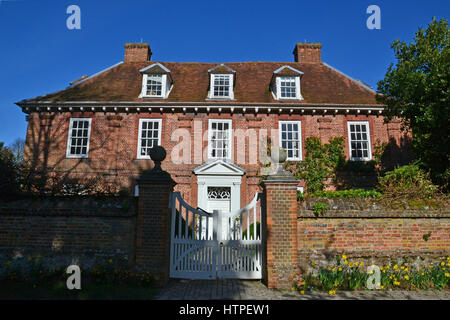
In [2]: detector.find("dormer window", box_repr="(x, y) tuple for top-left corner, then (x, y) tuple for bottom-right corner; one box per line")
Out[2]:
(272, 66), (303, 101)
(279, 77), (298, 99)
(146, 74), (163, 96)
(212, 74), (232, 98)
(139, 63), (172, 99)
(208, 64), (235, 100)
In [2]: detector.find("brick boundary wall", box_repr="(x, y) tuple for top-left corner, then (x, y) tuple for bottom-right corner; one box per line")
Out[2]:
(297, 199), (450, 275)
(0, 197), (137, 267)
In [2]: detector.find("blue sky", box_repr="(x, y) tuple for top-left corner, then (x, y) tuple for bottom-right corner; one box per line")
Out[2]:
(0, 0), (448, 146)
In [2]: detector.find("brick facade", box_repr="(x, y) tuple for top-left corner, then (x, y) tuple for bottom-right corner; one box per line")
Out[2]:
(24, 111), (410, 206)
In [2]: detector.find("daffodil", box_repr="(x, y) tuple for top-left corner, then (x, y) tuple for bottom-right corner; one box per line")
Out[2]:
(344, 260), (348, 265)
(300, 290), (305, 295)
(342, 255), (347, 260)
(404, 275), (409, 280)
(338, 267), (342, 272)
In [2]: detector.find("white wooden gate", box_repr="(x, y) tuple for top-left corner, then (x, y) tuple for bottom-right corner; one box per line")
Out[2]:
(169, 192), (263, 279)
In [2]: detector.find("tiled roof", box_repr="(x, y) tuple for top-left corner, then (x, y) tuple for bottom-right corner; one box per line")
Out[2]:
(18, 61), (380, 105)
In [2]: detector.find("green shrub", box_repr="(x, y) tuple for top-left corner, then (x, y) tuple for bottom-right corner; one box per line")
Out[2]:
(297, 191), (305, 201)
(313, 202), (328, 216)
(289, 136), (345, 194)
(377, 165), (439, 199)
(313, 189), (382, 199)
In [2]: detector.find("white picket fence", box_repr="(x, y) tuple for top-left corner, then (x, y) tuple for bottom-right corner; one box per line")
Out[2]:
(169, 192), (263, 279)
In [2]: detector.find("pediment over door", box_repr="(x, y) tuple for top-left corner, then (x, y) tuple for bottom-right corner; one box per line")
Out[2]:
(193, 160), (246, 176)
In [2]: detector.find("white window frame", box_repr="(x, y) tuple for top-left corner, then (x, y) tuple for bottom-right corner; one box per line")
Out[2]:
(137, 118), (162, 159)
(209, 74), (234, 99)
(347, 121), (372, 161)
(66, 118), (92, 159)
(278, 120), (302, 161)
(208, 119), (233, 160)
(140, 74), (168, 98)
(276, 76), (301, 100)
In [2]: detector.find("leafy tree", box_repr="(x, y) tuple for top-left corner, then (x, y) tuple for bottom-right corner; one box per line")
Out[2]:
(8, 138), (25, 167)
(377, 18), (449, 188)
(0, 142), (19, 198)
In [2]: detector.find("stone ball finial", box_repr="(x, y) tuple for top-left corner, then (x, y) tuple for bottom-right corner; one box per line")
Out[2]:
(149, 146), (167, 162)
(270, 147), (287, 164)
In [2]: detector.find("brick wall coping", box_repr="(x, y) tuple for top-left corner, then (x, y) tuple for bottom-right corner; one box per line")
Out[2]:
(0, 197), (136, 217)
(298, 198), (450, 219)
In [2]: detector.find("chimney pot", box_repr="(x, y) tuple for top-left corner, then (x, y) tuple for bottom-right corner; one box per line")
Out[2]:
(124, 43), (152, 63)
(293, 43), (322, 63)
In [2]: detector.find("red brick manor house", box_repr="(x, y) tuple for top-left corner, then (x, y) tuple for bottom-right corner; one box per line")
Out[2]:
(16, 42), (409, 211)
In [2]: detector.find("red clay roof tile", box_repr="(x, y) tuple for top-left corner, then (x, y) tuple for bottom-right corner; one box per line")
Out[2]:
(22, 61), (380, 105)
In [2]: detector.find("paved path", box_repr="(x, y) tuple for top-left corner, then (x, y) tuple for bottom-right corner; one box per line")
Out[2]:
(155, 279), (450, 300)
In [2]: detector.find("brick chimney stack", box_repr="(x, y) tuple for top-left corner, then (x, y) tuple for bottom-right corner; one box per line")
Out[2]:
(293, 43), (322, 63)
(124, 43), (152, 63)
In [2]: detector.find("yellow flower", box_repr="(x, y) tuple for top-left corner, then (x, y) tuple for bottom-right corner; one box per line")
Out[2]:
(394, 281), (400, 286)
(380, 285), (384, 290)
(338, 267), (342, 271)
(342, 255), (347, 260)
(401, 266), (405, 270)
(360, 262), (364, 267)
(329, 290), (336, 295)
(385, 265), (390, 269)
(380, 267), (383, 271)
(393, 265), (398, 270)
(355, 262), (359, 266)
(344, 260), (348, 265)
(332, 268), (336, 272)
(370, 270), (374, 274)
(349, 263), (353, 268)
(300, 290), (305, 295)
(441, 261), (445, 266)
(329, 265), (333, 269)
(311, 262), (315, 266)
(301, 281), (306, 286)
(421, 272), (425, 276)
(404, 275), (410, 281)
(445, 273), (449, 278)
(108, 259), (113, 264)
(404, 267), (408, 272)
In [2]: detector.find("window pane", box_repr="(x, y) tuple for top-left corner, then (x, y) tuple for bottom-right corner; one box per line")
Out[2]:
(279, 77), (297, 98)
(279, 121), (301, 160)
(139, 120), (161, 157)
(209, 121), (231, 159)
(349, 122), (370, 160)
